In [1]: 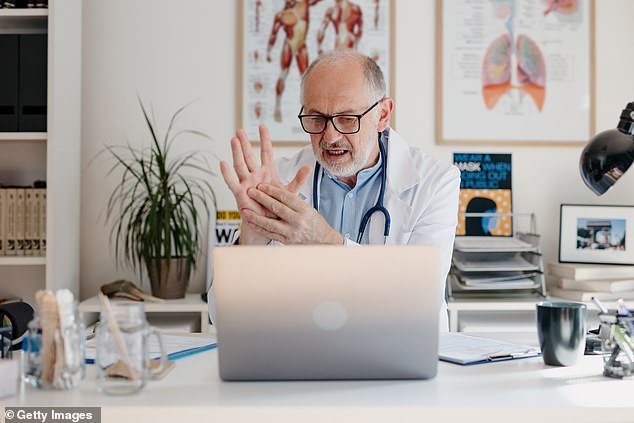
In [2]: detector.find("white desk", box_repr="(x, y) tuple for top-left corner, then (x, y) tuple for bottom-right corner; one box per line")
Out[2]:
(4, 347), (634, 422)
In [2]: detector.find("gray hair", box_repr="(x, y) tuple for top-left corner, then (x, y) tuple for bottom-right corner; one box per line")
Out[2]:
(299, 49), (386, 105)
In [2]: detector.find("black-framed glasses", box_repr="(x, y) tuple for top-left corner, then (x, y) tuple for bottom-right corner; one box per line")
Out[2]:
(297, 99), (383, 134)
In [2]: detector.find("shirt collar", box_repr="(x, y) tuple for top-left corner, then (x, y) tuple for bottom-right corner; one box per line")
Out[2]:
(323, 152), (383, 191)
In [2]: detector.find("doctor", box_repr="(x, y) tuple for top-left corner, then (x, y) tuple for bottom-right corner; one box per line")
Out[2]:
(219, 49), (459, 328)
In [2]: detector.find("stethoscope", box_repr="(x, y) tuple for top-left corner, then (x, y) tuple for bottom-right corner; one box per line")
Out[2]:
(312, 132), (391, 244)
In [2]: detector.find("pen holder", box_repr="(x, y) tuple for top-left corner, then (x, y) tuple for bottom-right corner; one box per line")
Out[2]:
(599, 315), (634, 378)
(22, 304), (86, 390)
(95, 301), (168, 395)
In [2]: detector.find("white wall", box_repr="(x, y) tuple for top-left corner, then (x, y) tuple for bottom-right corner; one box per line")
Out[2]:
(80, 0), (634, 299)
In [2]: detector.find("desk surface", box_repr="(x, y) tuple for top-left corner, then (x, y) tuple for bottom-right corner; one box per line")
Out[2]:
(5, 347), (634, 420)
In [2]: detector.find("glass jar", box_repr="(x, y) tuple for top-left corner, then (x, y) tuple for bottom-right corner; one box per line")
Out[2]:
(22, 304), (85, 390)
(95, 301), (167, 395)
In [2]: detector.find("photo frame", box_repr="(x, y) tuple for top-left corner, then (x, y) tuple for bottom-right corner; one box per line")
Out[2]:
(559, 204), (634, 265)
(437, 0), (595, 146)
(239, 0), (394, 145)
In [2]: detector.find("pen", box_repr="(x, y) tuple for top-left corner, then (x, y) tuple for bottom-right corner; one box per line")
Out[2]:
(591, 296), (609, 314)
(616, 299), (634, 335)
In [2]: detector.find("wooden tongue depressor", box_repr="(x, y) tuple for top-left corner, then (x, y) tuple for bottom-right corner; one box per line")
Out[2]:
(35, 290), (60, 386)
(97, 292), (140, 381)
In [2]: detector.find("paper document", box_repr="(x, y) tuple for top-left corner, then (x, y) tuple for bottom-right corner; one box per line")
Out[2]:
(85, 333), (217, 363)
(459, 271), (539, 284)
(458, 278), (539, 290)
(457, 271), (540, 289)
(453, 255), (539, 272)
(454, 237), (536, 252)
(439, 333), (540, 365)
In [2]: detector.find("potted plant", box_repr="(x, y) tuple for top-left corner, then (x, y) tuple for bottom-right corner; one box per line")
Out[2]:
(105, 99), (216, 299)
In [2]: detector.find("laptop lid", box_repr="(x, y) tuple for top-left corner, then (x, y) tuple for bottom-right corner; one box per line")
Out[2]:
(213, 245), (442, 381)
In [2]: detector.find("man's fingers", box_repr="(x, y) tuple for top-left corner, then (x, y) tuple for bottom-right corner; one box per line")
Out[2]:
(236, 128), (259, 172)
(219, 160), (239, 193)
(257, 183), (305, 212)
(241, 209), (289, 241)
(248, 187), (295, 222)
(287, 165), (312, 194)
(259, 124), (274, 167)
(230, 137), (250, 180)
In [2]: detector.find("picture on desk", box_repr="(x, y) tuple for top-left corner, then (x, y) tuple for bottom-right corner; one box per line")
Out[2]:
(576, 218), (625, 251)
(560, 204), (634, 265)
(454, 153), (512, 236)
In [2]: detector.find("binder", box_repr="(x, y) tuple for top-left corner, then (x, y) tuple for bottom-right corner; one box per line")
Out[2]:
(0, 35), (19, 132)
(439, 332), (541, 365)
(18, 34), (47, 132)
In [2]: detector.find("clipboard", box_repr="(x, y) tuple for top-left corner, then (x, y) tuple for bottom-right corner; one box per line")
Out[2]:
(439, 333), (541, 365)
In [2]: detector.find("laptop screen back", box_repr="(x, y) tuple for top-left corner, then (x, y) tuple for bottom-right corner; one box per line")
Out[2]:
(213, 245), (442, 380)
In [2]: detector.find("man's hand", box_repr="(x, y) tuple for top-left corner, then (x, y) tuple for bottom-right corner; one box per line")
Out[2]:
(219, 125), (311, 245)
(242, 183), (344, 245)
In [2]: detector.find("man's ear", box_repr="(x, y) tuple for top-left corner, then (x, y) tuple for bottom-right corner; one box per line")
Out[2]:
(376, 98), (394, 132)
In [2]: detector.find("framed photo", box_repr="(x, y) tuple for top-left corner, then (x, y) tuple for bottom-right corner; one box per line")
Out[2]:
(559, 204), (634, 265)
(437, 0), (595, 145)
(239, 0), (394, 144)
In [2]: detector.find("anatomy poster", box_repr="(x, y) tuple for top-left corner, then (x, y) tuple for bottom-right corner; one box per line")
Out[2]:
(438, 0), (594, 144)
(241, 0), (392, 143)
(453, 153), (513, 236)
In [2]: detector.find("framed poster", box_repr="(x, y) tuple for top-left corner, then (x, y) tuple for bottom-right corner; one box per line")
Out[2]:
(559, 204), (634, 265)
(437, 0), (595, 145)
(240, 0), (393, 144)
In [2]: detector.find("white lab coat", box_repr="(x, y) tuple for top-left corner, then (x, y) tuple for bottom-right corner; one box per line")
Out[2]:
(208, 128), (460, 331)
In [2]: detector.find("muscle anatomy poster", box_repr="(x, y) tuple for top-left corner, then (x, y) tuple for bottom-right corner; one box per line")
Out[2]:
(438, 0), (594, 144)
(241, 0), (391, 143)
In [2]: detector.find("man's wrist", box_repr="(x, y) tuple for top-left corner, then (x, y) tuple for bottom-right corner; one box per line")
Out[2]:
(329, 230), (344, 245)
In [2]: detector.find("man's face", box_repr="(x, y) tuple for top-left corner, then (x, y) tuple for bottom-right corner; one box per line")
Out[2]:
(302, 61), (381, 180)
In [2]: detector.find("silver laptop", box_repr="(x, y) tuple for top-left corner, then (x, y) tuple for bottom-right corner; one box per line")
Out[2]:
(213, 245), (442, 381)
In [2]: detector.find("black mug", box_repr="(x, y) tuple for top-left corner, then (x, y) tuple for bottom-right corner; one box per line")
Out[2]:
(536, 301), (587, 366)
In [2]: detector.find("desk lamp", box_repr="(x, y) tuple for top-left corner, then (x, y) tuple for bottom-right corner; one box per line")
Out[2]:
(580, 102), (634, 195)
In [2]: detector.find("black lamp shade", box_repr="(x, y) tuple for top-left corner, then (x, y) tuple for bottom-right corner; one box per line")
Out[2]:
(580, 128), (634, 196)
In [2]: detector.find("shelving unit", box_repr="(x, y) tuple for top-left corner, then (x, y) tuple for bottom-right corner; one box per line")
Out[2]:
(447, 213), (547, 332)
(448, 297), (609, 333)
(0, 0), (81, 305)
(447, 233), (546, 299)
(79, 294), (210, 333)
(0, 9), (47, 34)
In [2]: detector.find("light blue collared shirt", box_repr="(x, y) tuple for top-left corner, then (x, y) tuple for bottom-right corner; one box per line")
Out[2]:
(318, 153), (383, 244)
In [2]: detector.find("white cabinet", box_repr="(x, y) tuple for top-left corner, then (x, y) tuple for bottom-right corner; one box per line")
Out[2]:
(447, 298), (607, 333)
(0, 1), (81, 305)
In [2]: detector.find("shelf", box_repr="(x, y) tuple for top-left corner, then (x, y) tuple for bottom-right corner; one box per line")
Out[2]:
(0, 9), (48, 17)
(0, 256), (45, 266)
(0, 132), (46, 142)
(0, 8), (47, 33)
(79, 293), (210, 333)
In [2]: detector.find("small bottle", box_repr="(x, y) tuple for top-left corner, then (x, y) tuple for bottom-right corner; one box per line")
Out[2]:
(22, 315), (43, 388)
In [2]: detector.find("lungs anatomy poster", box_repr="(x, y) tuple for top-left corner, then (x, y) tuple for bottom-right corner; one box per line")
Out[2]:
(438, 0), (594, 145)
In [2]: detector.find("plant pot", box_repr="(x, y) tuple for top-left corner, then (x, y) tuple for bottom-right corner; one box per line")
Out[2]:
(147, 258), (191, 299)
